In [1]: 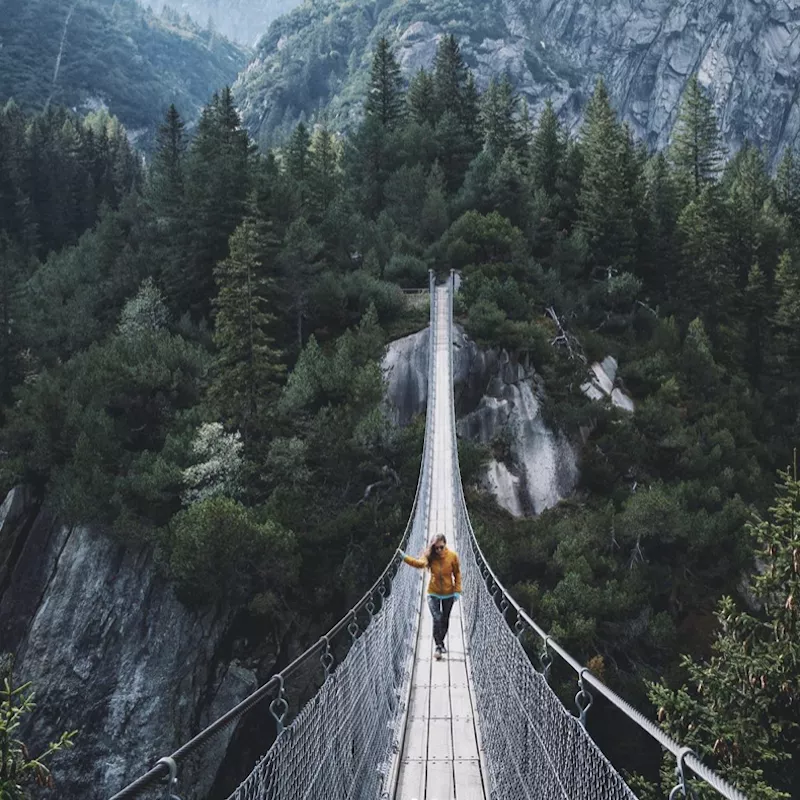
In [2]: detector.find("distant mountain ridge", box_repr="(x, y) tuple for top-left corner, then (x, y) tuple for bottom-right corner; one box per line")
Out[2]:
(0, 0), (249, 142)
(232, 0), (800, 161)
(146, 0), (303, 46)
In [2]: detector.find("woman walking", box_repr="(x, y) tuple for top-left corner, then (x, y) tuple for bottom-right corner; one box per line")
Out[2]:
(398, 534), (461, 660)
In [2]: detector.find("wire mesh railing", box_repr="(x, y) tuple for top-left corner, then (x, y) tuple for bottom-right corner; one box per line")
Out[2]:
(108, 273), (438, 800)
(443, 269), (747, 800)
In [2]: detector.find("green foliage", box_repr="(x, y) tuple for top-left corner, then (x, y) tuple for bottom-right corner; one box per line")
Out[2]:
(1, 329), (209, 534)
(168, 496), (297, 606)
(0, 658), (76, 799)
(647, 464), (800, 798)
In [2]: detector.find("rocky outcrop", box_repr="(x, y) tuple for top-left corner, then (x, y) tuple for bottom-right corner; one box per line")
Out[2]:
(234, 0), (800, 163)
(383, 325), (579, 518)
(0, 490), (257, 800)
(581, 356), (635, 412)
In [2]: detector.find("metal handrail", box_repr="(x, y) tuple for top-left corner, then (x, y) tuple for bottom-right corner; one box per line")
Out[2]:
(445, 270), (747, 800)
(108, 278), (438, 800)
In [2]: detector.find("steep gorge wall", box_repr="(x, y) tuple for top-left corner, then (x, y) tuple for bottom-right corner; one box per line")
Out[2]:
(0, 489), (257, 800)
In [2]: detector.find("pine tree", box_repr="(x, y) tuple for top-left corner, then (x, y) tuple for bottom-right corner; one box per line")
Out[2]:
(676, 186), (734, 330)
(0, 234), (27, 406)
(149, 105), (187, 293)
(640, 152), (679, 300)
(149, 105), (186, 220)
(286, 122), (311, 184)
(649, 462), (800, 799)
(211, 217), (284, 442)
(308, 125), (340, 221)
(407, 69), (436, 128)
(775, 147), (800, 224)
(180, 89), (253, 319)
(578, 79), (635, 271)
(433, 35), (469, 120)
(725, 141), (772, 287)
(480, 75), (520, 159)
(743, 261), (770, 386)
(773, 251), (800, 372)
(531, 99), (565, 196)
(670, 74), (724, 198)
(461, 72), (483, 163)
(365, 38), (405, 131)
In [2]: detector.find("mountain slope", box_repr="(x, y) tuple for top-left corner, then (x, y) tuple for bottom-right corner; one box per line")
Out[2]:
(146, 0), (303, 47)
(0, 0), (249, 140)
(234, 0), (800, 159)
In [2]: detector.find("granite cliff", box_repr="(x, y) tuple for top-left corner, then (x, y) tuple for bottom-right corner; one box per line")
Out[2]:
(233, 0), (800, 161)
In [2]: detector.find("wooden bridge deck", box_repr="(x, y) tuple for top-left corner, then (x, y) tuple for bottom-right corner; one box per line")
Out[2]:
(393, 286), (488, 800)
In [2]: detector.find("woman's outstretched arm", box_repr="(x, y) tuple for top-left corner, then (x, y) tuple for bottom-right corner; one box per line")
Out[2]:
(397, 548), (427, 569)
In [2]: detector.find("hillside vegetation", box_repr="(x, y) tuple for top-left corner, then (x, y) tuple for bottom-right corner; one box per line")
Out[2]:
(0, 0), (248, 141)
(1, 35), (799, 797)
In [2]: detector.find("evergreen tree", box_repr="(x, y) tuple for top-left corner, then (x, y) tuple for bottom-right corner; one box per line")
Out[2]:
(287, 122), (312, 185)
(743, 261), (770, 386)
(461, 72), (483, 163)
(149, 105), (187, 291)
(640, 152), (679, 301)
(670, 74), (724, 198)
(0, 234), (27, 406)
(676, 186), (734, 331)
(725, 142), (772, 288)
(211, 217), (284, 443)
(773, 251), (800, 377)
(578, 79), (635, 272)
(407, 69), (436, 128)
(433, 35), (468, 121)
(308, 125), (340, 221)
(149, 105), (186, 220)
(649, 462), (800, 799)
(180, 88), (253, 319)
(365, 38), (405, 131)
(530, 100), (565, 196)
(775, 147), (800, 224)
(480, 75), (520, 159)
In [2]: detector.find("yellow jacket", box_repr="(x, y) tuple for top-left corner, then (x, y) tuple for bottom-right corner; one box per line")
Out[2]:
(402, 548), (462, 597)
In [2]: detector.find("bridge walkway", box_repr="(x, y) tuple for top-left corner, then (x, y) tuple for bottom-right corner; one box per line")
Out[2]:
(394, 286), (488, 800)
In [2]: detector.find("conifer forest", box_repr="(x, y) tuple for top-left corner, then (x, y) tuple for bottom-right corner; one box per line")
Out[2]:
(1, 7), (800, 800)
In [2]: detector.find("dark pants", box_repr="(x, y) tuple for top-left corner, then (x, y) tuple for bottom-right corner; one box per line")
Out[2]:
(427, 596), (455, 648)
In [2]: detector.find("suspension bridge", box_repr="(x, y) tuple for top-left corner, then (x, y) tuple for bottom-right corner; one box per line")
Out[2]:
(109, 274), (747, 800)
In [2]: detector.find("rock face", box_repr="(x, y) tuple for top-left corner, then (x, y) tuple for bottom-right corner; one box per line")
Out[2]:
(0, 489), (257, 800)
(581, 355), (635, 412)
(234, 0), (800, 162)
(383, 325), (579, 517)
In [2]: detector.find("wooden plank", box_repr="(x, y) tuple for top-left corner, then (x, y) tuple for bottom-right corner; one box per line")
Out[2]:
(451, 717), (479, 761)
(429, 684), (451, 719)
(395, 759), (425, 800)
(425, 760), (454, 800)
(448, 660), (468, 687)
(427, 718), (453, 759)
(453, 760), (484, 800)
(449, 687), (471, 716)
(408, 683), (429, 720)
(403, 714), (429, 761)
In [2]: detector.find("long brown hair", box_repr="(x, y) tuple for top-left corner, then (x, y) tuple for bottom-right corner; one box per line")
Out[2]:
(424, 534), (447, 565)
